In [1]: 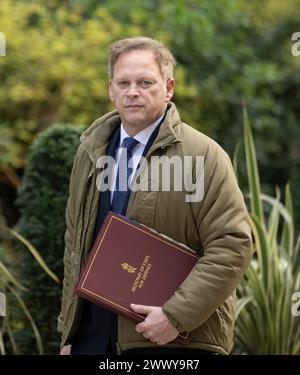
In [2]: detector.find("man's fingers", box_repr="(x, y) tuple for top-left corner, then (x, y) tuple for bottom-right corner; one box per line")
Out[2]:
(135, 321), (146, 333)
(130, 303), (153, 315)
(131, 304), (154, 334)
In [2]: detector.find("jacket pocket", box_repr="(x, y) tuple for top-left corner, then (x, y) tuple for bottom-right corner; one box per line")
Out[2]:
(127, 189), (158, 228)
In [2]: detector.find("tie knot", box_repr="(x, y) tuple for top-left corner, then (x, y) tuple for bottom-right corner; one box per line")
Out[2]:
(122, 137), (139, 152)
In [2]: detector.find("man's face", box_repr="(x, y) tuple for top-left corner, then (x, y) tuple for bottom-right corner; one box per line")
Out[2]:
(109, 49), (174, 133)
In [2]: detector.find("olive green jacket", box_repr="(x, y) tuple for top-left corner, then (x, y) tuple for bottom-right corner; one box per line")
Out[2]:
(57, 103), (252, 355)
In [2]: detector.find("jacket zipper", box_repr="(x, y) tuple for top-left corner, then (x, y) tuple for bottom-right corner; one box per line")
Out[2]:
(116, 144), (173, 353)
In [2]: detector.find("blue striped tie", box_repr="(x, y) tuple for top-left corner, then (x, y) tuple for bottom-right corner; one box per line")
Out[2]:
(111, 137), (139, 214)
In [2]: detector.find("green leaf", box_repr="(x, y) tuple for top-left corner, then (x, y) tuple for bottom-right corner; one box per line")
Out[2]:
(0, 225), (60, 284)
(243, 104), (264, 225)
(0, 261), (29, 292)
(250, 215), (271, 292)
(5, 282), (43, 354)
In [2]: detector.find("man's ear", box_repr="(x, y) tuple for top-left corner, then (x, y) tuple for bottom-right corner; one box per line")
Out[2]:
(108, 80), (114, 102)
(165, 79), (175, 102)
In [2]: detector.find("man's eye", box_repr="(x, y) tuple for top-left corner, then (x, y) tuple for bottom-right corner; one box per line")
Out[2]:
(138, 81), (153, 88)
(117, 81), (129, 88)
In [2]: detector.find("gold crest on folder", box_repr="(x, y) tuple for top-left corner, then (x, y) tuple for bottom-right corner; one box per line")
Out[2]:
(121, 262), (136, 274)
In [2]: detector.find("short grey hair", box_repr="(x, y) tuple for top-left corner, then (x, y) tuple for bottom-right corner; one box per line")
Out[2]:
(108, 36), (176, 81)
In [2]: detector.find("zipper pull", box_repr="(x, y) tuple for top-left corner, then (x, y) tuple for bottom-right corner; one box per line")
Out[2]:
(158, 146), (166, 156)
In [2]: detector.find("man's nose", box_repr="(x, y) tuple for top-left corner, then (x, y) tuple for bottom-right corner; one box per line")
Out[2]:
(126, 83), (140, 97)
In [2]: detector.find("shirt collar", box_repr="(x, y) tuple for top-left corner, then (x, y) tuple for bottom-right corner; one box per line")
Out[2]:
(120, 113), (164, 147)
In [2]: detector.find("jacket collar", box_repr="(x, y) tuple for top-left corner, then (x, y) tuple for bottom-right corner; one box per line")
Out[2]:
(80, 102), (184, 164)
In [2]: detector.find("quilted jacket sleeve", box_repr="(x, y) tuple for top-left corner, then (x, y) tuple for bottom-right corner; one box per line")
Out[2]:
(162, 146), (253, 333)
(57, 148), (80, 334)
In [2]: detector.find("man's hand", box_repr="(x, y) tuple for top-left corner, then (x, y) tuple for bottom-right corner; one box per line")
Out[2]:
(130, 303), (179, 345)
(60, 344), (72, 355)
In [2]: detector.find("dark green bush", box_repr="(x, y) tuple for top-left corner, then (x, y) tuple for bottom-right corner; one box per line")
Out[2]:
(15, 124), (85, 354)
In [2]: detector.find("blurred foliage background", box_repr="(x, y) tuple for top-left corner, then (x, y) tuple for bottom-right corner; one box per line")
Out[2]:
(0, 0), (300, 354)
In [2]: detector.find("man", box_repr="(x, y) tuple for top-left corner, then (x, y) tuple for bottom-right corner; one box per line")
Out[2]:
(58, 36), (252, 355)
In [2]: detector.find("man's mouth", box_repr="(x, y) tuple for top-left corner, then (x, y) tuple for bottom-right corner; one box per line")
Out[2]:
(125, 105), (143, 108)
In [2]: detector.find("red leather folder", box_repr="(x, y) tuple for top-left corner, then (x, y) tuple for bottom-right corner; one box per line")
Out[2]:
(75, 211), (199, 345)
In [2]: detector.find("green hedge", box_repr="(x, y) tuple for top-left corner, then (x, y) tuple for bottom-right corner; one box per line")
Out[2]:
(15, 124), (85, 354)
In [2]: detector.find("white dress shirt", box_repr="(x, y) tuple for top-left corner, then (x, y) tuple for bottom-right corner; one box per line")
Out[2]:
(110, 113), (164, 202)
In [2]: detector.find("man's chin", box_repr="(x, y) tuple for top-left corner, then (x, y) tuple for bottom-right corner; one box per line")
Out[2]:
(122, 117), (153, 132)
(123, 115), (145, 126)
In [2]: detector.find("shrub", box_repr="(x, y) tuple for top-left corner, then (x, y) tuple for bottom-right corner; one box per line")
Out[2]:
(15, 124), (85, 354)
